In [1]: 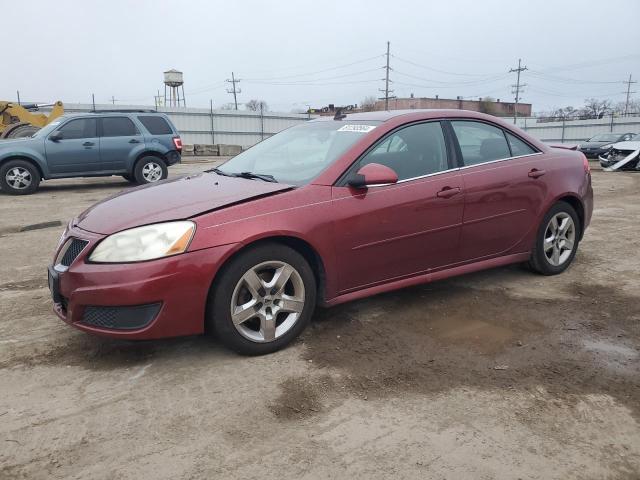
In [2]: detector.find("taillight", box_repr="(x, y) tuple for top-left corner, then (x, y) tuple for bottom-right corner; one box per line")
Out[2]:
(581, 153), (590, 173)
(173, 137), (183, 151)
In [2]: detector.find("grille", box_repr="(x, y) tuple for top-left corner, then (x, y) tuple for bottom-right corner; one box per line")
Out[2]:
(83, 306), (118, 328)
(82, 303), (161, 330)
(60, 239), (89, 266)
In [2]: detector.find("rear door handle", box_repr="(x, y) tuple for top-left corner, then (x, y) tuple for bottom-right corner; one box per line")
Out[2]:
(528, 168), (546, 178)
(129, 139), (140, 144)
(83, 141), (94, 147)
(436, 186), (461, 199)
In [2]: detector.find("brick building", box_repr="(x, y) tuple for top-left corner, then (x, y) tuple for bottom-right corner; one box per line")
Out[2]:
(374, 96), (531, 117)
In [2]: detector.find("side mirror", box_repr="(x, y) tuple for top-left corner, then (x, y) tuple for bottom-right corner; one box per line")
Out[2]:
(49, 131), (63, 141)
(348, 163), (398, 189)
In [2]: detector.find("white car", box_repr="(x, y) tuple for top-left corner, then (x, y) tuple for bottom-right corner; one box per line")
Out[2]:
(599, 139), (640, 171)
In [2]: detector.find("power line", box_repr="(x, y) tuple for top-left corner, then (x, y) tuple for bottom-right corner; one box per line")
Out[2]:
(225, 72), (241, 110)
(245, 55), (384, 81)
(392, 55), (501, 77)
(509, 59), (527, 124)
(379, 41), (394, 110)
(623, 74), (637, 116)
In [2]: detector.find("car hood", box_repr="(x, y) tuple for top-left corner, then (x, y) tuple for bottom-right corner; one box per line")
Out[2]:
(76, 172), (294, 235)
(580, 141), (610, 148)
(610, 141), (640, 150)
(0, 137), (35, 148)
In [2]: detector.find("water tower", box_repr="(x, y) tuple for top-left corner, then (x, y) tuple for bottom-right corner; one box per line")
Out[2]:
(163, 69), (186, 107)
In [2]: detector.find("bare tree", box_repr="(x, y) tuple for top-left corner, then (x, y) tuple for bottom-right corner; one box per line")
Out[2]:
(478, 97), (498, 115)
(360, 96), (377, 112)
(581, 98), (613, 119)
(246, 99), (269, 112)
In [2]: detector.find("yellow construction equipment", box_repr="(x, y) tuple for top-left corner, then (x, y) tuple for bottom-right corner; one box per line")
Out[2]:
(0, 101), (64, 139)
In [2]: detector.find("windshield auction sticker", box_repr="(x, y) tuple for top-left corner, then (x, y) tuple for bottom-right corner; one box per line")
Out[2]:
(337, 124), (377, 133)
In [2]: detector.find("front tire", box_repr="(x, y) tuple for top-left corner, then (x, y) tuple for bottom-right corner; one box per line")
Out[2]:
(528, 201), (580, 275)
(0, 159), (41, 195)
(133, 157), (168, 185)
(207, 243), (317, 355)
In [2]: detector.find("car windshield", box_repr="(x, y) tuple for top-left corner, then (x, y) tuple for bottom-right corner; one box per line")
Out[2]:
(588, 134), (621, 142)
(215, 120), (382, 185)
(31, 117), (67, 138)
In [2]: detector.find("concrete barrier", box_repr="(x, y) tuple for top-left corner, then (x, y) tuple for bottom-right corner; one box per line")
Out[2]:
(217, 144), (243, 156)
(182, 144), (196, 156)
(195, 144), (220, 156)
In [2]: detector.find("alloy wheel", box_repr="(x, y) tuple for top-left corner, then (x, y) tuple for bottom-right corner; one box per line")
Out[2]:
(5, 167), (32, 190)
(142, 162), (163, 182)
(230, 261), (305, 343)
(543, 212), (576, 266)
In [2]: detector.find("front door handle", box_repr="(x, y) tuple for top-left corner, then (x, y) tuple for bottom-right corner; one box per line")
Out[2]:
(528, 168), (546, 178)
(436, 186), (461, 199)
(129, 139), (140, 144)
(83, 141), (94, 147)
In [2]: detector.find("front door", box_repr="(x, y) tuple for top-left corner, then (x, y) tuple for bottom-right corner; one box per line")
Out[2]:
(331, 121), (464, 293)
(45, 117), (100, 174)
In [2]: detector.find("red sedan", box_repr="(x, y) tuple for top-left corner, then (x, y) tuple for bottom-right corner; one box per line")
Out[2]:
(48, 110), (593, 355)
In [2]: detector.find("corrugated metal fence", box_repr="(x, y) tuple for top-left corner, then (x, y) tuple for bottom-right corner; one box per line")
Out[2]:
(44, 103), (640, 146)
(512, 114), (640, 144)
(50, 103), (313, 147)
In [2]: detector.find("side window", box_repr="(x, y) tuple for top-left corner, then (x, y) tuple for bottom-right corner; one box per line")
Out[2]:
(451, 121), (510, 166)
(506, 132), (537, 157)
(58, 118), (97, 140)
(137, 116), (173, 135)
(101, 117), (139, 137)
(356, 122), (449, 181)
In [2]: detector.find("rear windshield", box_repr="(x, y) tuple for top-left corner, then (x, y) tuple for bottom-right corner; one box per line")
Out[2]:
(137, 116), (173, 135)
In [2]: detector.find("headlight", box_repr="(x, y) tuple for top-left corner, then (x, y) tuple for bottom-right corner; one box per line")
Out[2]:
(89, 221), (195, 263)
(601, 144), (613, 150)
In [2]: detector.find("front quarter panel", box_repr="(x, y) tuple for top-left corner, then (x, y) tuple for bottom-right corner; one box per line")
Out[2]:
(188, 185), (339, 299)
(0, 138), (49, 177)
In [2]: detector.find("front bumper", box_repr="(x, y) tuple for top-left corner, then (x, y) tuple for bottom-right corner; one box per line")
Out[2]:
(49, 225), (236, 339)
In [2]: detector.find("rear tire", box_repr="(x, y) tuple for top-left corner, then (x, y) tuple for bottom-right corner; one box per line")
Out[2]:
(528, 201), (580, 275)
(133, 156), (167, 185)
(0, 159), (41, 195)
(207, 243), (317, 355)
(2, 124), (40, 139)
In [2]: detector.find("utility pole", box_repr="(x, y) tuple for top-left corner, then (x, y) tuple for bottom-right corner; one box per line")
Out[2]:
(226, 72), (241, 110)
(378, 41), (394, 110)
(509, 58), (527, 124)
(622, 74), (637, 117)
(111, 96), (117, 105)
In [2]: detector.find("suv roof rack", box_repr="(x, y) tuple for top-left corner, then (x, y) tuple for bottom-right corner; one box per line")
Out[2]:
(89, 109), (158, 113)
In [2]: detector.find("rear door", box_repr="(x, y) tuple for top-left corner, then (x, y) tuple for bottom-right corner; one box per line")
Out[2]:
(45, 117), (100, 174)
(331, 121), (465, 293)
(451, 120), (547, 261)
(98, 116), (144, 171)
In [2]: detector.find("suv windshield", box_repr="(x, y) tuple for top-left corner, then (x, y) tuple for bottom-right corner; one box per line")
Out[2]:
(589, 134), (621, 142)
(216, 120), (381, 185)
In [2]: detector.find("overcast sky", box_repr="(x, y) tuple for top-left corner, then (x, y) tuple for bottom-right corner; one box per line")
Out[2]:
(4, 0), (639, 113)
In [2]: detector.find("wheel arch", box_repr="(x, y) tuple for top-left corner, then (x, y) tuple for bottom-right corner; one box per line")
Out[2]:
(0, 155), (46, 180)
(206, 235), (328, 319)
(132, 150), (167, 172)
(553, 194), (585, 240)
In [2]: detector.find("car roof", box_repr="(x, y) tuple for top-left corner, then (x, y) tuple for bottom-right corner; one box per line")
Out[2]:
(311, 109), (509, 123)
(61, 111), (164, 119)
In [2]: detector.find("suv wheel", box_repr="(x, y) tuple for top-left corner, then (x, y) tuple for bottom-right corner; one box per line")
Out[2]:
(528, 201), (580, 275)
(207, 243), (317, 355)
(134, 157), (168, 185)
(0, 159), (41, 195)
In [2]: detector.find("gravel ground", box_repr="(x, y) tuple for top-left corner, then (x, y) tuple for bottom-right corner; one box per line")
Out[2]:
(0, 161), (638, 479)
